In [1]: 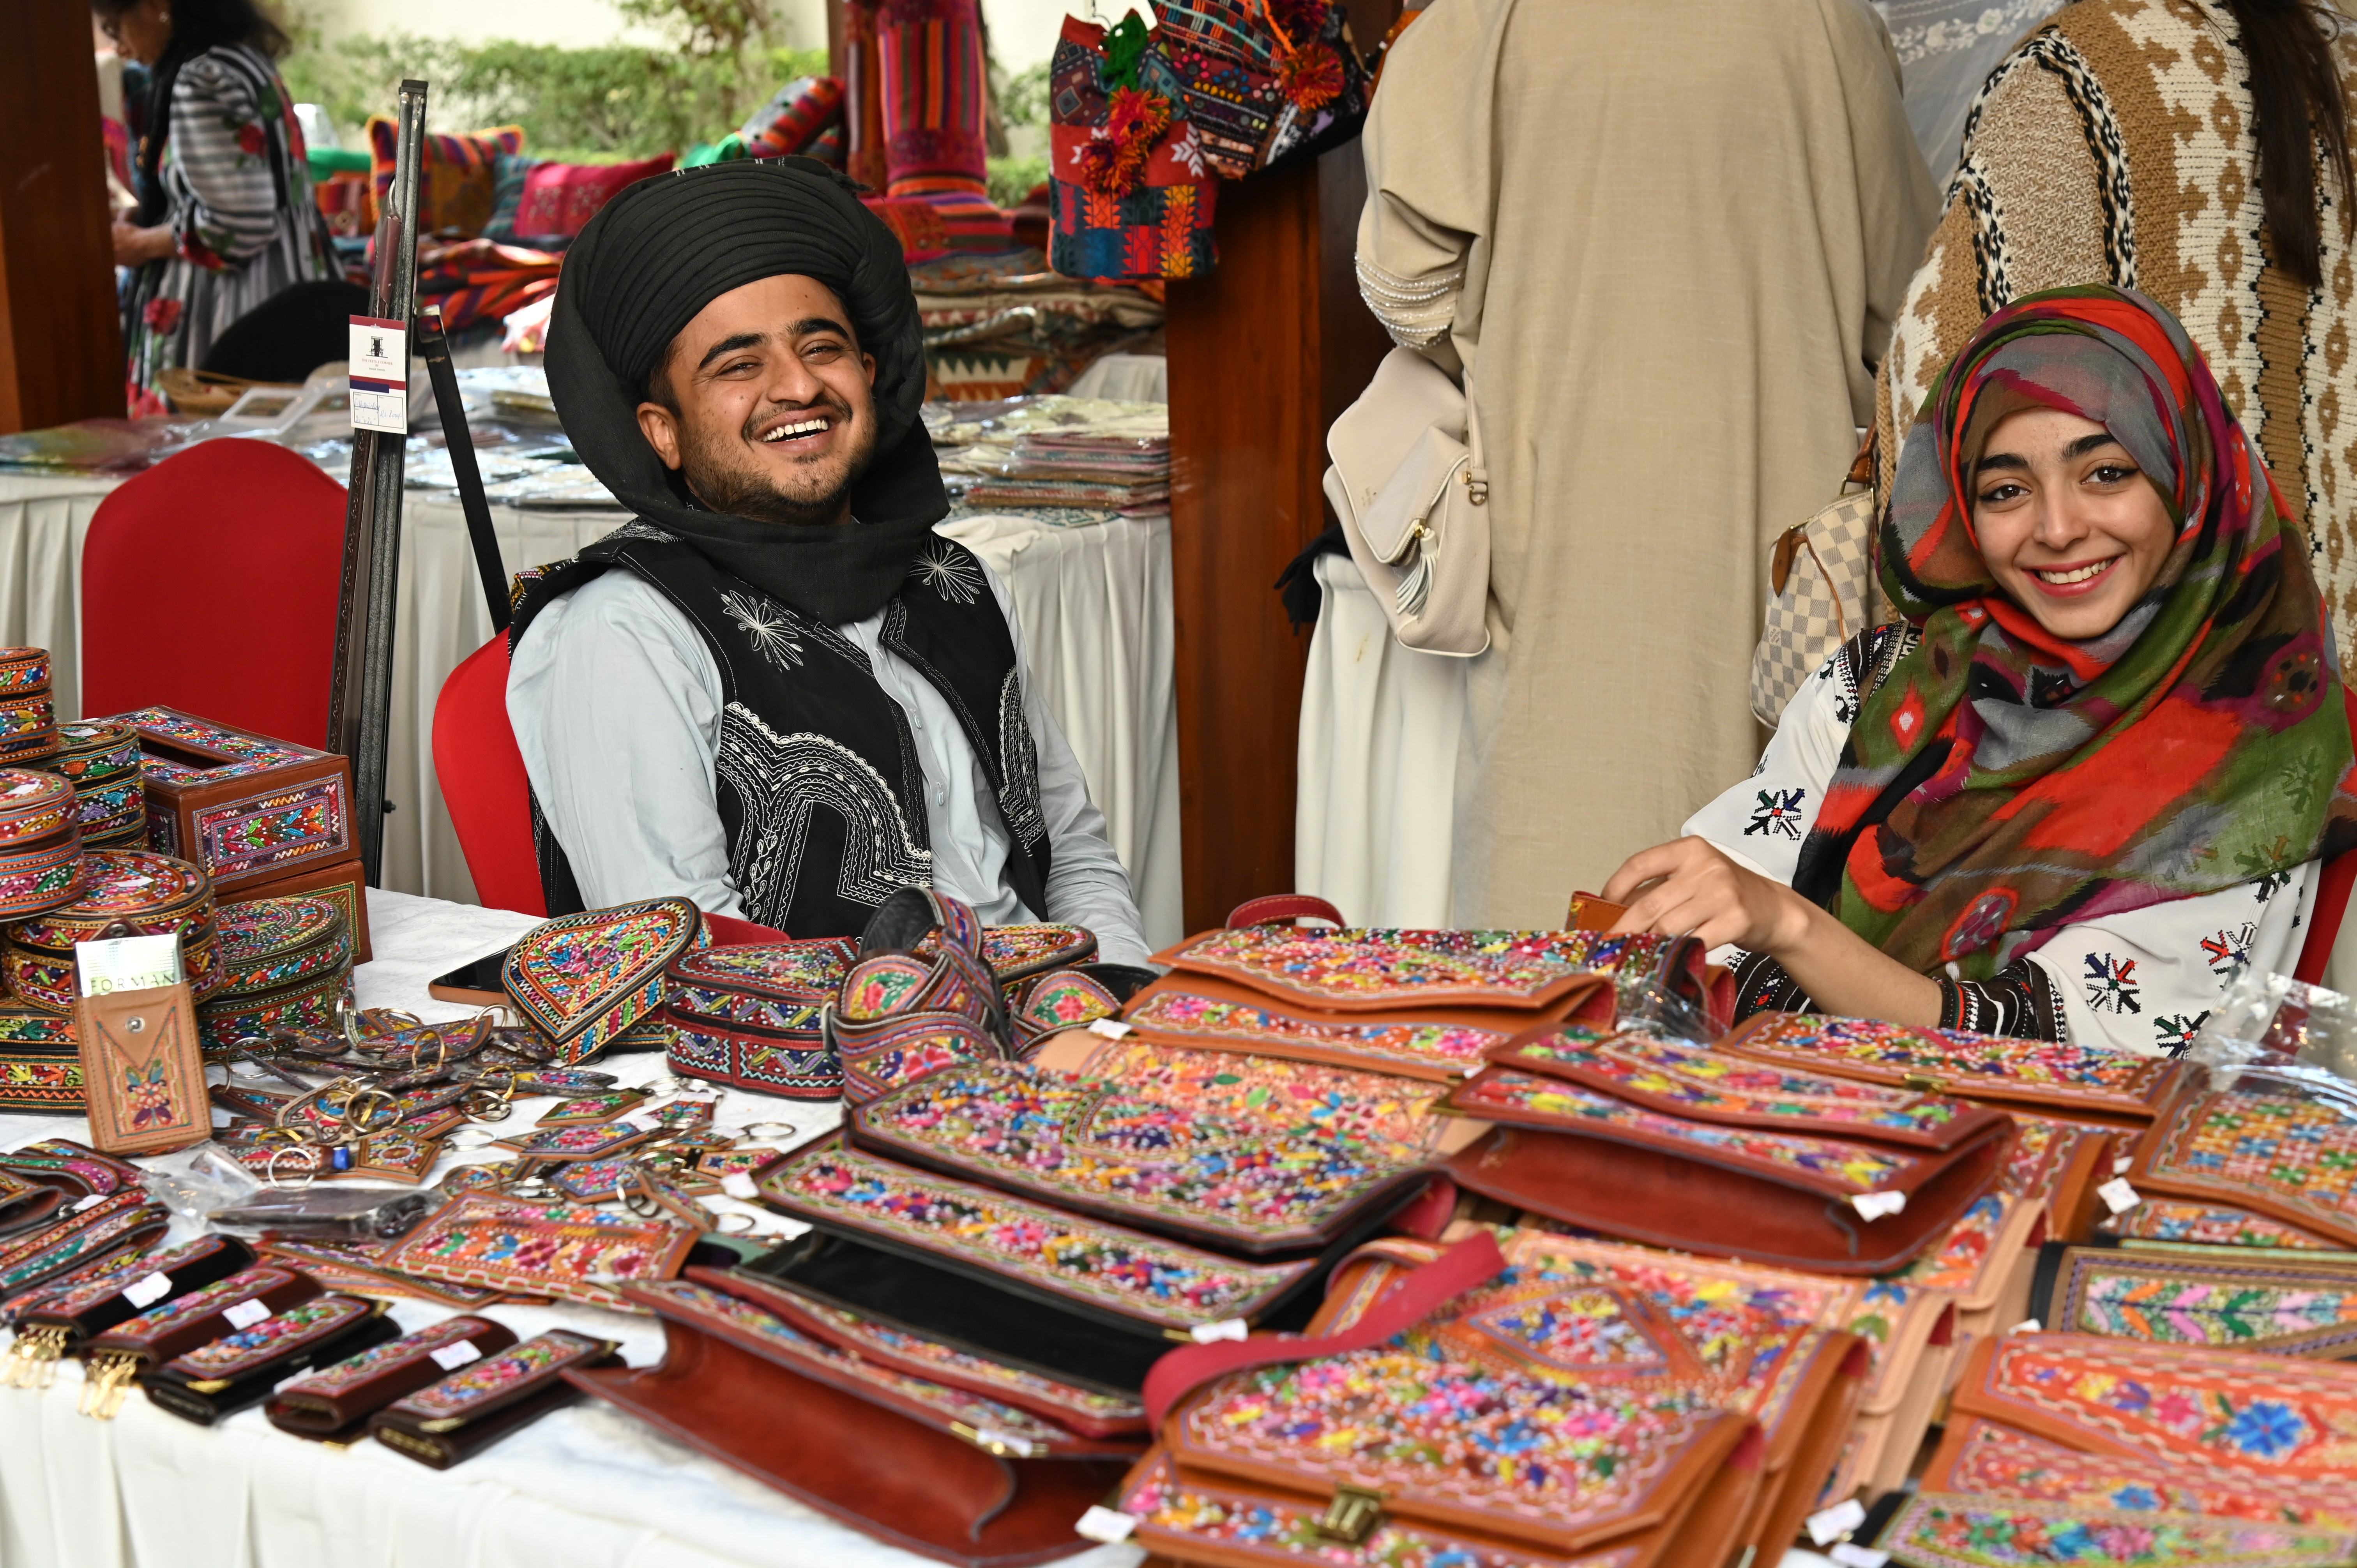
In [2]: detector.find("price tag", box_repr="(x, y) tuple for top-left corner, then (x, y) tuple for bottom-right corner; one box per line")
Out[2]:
(1850, 1190), (1908, 1221)
(2113, 1155), (2135, 1175)
(429, 1340), (482, 1372)
(2009, 1318), (2042, 1335)
(1189, 1318), (1248, 1344)
(1832, 1545), (1891, 1568)
(348, 316), (408, 434)
(720, 1172), (760, 1201)
(70, 1194), (105, 1213)
(222, 1298), (272, 1331)
(2097, 1176), (2142, 1215)
(620, 1114), (663, 1135)
(1806, 1497), (1868, 1547)
(1087, 1018), (1132, 1039)
(1073, 1507), (1136, 1545)
(74, 934), (182, 997)
(122, 1271), (173, 1309)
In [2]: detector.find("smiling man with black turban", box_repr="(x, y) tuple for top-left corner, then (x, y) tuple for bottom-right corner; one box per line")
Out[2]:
(504, 158), (1147, 958)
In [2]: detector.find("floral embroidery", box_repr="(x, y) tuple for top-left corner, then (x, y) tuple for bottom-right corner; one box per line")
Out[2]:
(1940, 1420), (2357, 1526)
(1879, 1492), (2355, 1567)
(389, 1330), (608, 1421)
(13, 1238), (239, 1323)
(99, 1266), (300, 1348)
(718, 588), (804, 672)
(277, 1317), (494, 1398)
(1727, 1014), (2172, 1114)
(1169, 928), (1588, 1010)
(1125, 989), (1507, 1078)
(2102, 1198), (2339, 1251)
(757, 1137), (1315, 1330)
(166, 1296), (369, 1378)
(2140, 1087), (2357, 1243)
(1746, 788), (1808, 839)
(910, 542), (984, 605)
(378, 1194), (692, 1309)
(2084, 954), (2142, 1014)
(2051, 1251), (2357, 1354)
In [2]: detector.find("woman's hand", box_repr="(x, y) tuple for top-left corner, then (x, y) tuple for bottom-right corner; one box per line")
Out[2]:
(1600, 837), (1815, 953)
(111, 222), (176, 268)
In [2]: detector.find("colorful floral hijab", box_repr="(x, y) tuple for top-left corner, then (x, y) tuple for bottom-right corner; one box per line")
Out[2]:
(1794, 285), (2357, 979)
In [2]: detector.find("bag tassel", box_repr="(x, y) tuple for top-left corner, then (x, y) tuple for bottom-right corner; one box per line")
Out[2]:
(1394, 525), (1434, 618)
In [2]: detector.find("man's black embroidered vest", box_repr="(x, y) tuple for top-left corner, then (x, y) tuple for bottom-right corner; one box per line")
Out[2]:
(508, 521), (1051, 937)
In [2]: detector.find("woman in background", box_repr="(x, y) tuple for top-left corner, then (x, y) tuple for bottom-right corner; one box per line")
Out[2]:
(95, 0), (334, 411)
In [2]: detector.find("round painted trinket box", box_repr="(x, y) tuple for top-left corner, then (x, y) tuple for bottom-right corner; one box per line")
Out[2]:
(0, 650), (51, 696)
(4, 849), (219, 1010)
(45, 722), (147, 849)
(197, 895), (354, 1053)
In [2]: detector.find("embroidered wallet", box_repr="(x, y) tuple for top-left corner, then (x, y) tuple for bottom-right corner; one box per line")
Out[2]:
(2131, 1075), (2357, 1248)
(11, 1233), (254, 1348)
(143, 1293), (399, 1425)
(2027, 1239), (2357, 1360)
(574, 1272), (1138, 1567)
(369, 1329), (622, 1468)
(269, 1314), (518, 1441)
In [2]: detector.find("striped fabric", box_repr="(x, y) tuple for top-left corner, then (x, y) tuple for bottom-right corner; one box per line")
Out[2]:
(878, 0), (989, 196)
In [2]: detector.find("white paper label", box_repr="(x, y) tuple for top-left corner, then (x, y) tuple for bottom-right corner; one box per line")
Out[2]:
(71, 1194), (105, 1213)
(720, 1172), (758, 1201)
(429, 1340), (482, 1371)
(2097, 1176), (2142, 1215)
(1189, 1318), (1248, 1344)
(2009, 1318), (2042, 1335)
(122, 1271), (172, 1309)
(1073, 1507), (1136, 1545)
(621, 1113), (663, 1134)
(2113, 1155), (2135, 1175)
(1832, 1545), (1891, 1568)
(1850, 1190), (1908, 1221)
(1086, 1018), (1132, 1039)
(74, 934), (182, 997)
(222, 1298), (271, 1331)
(349, 317), (409, 434)
(974, 1427), (1042, 1458)
(1806, 1497), (1869, 1547)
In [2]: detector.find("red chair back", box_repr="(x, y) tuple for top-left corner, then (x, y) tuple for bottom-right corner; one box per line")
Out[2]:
(2294, 683), (2357, 985)
(431, 636), (545, 917)
(81, 440), (345, 746)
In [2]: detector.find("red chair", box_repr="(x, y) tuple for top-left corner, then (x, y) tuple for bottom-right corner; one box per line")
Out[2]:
(2295, 684), (2357, 984)
(431, 634), (788, 943)
(81, 440), (345, 747)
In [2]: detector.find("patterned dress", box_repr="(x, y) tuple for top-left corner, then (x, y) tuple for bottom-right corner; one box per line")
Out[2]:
(121, 43), (336, 408)
(1686, 632), (2318, 1056)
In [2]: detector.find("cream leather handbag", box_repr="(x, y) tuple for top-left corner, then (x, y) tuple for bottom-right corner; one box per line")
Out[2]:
(1323, 346), (1491, 656)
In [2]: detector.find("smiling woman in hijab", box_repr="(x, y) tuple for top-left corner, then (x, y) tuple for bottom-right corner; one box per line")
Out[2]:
(505, 157), (1148, 962)
(1604, 285), (2357, 1057)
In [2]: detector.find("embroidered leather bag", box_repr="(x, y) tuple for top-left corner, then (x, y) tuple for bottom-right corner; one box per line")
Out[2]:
(1326, 346), (1491, 656)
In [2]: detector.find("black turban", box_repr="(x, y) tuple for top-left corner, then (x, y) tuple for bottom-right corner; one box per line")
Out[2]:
(544, 157), (945, 623)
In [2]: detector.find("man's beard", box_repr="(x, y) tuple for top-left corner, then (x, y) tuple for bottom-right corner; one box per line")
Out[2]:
(679, 390), (879, 526)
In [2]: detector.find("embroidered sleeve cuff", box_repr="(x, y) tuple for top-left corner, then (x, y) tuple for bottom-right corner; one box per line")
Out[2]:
(1936, 960), (2068, 1041)
(1730, 949), (1817, 1022)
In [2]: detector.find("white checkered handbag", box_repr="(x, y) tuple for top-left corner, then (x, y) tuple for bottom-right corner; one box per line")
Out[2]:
(1750, 488), (1876, 725)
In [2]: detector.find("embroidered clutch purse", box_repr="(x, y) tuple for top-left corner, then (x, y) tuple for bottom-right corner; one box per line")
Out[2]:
(142, 1293), (398, 1425)
(0, 1136), (145, 1197)
(1436, 1033), (2012, 1274)
(2130, 1076), (2357, 1248)
(375, 1192), (700, 1310)
(573, 1273), (1138, 1566)
(2101, 1196), (2345, 1250)
(1924, 1415), (2357, 1527)
(663, 936), (858, 1099)
(1157, 925), (1615, 1014)
(269, 1314), (519, 1440)
(369, 1329), (621, 1468)
(1871, 1491), (2357, 1568)
(502, 896), (705, 1064)
(843, 1056), (1440, 1256)
(2027, 1240), (2357, 1360)
(79, 1263), (321, 1416)
(8, 1233), (253, 1352)
(1719, 1012), (2180, 1123)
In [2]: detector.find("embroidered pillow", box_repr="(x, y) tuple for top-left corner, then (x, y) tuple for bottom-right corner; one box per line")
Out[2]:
(739, 74), (845, 159)
(364, 120), (526, 238)
(511, 152), (677, 242)
(478, 150), (542, 244)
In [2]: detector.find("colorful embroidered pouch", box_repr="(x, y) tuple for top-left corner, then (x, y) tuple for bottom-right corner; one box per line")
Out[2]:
(502, 896), (705, 1064)
(11, 1234), (253, 1346)
(754, 1134), (1321, 1343)
(1922, 1416), (2357, 1526)
(0, 1193), (166, 1302)
(574, 1275), (1136, 1566)
(1159, 927), (1611, 1014)
(1438, 1066), (2010, 1274)
(1048, 16), (1218, 283)
(845, 1056), (1440, 1256)
(1720, 1012), (2179, 1122)
(143, 1293), (398, 1426)
(0, 1137), (146, 1197)
(2027, 1241), (2357, 1359)
(269, 1314), (518, 1440)
(1118, 979), (1525, 1082)
(1872, 1492), (2357, 1568)
(663, 936), (856, 1099)
(2131, 1076), (2357, 1248)
(376, 1192), (697, 1310)
(370, 1329), (620, 1469)
(253, 1235), (510, 1308)
(2101, 1197), (2344, 1250)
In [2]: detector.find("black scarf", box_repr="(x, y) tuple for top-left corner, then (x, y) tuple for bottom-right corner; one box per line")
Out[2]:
(544, 157), (949, 625)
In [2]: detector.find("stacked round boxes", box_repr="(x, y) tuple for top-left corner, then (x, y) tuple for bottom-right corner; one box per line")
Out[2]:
(46, 720), (146, 849)
(0, 649), (60, 770)
(0, 771), (84, 921)
(3, 849), (218, 1013)
(197, 895), (354, 1053)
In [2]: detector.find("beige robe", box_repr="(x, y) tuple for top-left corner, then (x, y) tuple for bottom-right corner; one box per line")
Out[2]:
(1874, 0), (2357, 664)
(1356, 0), (1937, 927)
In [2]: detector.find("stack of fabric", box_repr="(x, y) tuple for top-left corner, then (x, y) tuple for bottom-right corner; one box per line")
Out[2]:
(934, 396), (1168, 524)
(912, 248), (1164, 401)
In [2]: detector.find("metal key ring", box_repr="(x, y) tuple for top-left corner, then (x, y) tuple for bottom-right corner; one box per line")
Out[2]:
(264, 1144), (318, 1190)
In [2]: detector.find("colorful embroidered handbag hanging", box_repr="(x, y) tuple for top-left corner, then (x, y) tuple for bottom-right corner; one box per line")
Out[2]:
(1048, 14), (1217, 282)
(1150, 0), (1369, 179)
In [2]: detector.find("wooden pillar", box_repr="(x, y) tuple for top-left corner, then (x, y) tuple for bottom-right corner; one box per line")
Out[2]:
(0, 0), (123, 433)
(1165, 139), (1393, 932)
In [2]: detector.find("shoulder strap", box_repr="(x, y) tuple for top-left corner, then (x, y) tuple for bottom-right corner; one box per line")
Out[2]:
(1140, 1230), (1503, 1430)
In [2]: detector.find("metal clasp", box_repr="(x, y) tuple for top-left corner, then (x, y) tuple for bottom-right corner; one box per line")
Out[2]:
(1315, 1485), (1384, 1543)
(1901, 1072), (1943, 1093)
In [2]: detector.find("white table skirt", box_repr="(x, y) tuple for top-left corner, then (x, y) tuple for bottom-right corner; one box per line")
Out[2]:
(0, 470), (1181, 950)
(0, 888), (1148, 1568)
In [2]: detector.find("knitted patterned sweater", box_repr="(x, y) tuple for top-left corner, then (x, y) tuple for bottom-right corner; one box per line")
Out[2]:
(1875, 0), (2357, 659)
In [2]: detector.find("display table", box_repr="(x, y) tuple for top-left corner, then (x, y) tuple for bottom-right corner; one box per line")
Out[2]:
(0, 887), (1148, 1568)
(0, 471), (1181, 948)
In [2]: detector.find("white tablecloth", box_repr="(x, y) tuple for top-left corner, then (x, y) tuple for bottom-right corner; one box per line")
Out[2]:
(0, 888), (1148, 1568)
(0, 470), (1181, 950)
